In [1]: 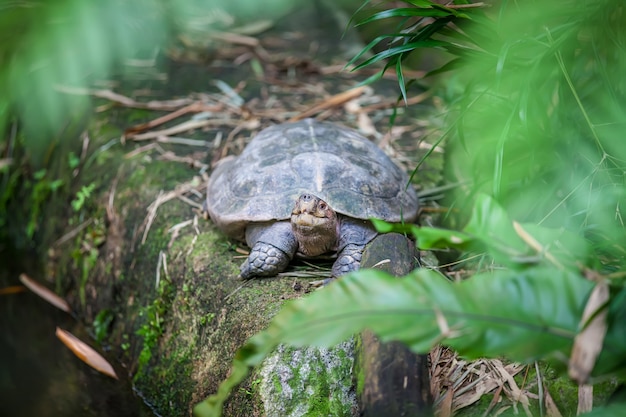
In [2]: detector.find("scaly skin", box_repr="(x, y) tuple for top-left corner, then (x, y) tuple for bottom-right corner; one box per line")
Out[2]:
(239, 242), (291, 280)
(331, 243), (366, 277)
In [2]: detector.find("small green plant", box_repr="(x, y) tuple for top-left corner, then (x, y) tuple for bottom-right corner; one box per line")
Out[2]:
(67, 151), (80, 170)
(93, 309), (115, 343)
(71, 183), (95, 212)
(121, 334), (130, 351)
(70, 219), (106, 306)
(199, 313), (215, 326)
(239, 377), (262, 397)
(25, 169), (64, 238)
(136, 277), (174, 370)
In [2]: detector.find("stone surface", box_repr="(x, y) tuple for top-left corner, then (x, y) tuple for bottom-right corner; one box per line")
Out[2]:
(259, 340), (358, 417)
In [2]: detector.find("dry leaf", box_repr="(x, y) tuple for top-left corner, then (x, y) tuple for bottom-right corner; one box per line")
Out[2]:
(19, 273), (71, 312)
(287, 86), (367, 122)
(569, 281), (609, 384)
(56, 327), (118, 380)
(545, 389), (563, 417)
(0, 285), (26, 295)
(437, 388), (453, 417)
(577, 384), (593, 415)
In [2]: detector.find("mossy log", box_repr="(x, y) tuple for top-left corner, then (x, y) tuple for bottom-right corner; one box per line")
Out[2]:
(357, 233), (433, 416)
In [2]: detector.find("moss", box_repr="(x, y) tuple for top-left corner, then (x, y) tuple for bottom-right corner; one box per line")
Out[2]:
(135, 276), (174, 371)
(125, 223), (298, 416)
(258, 340), (358, 417)
(353, 334), (366, 398)
(540, 364), (620, 416)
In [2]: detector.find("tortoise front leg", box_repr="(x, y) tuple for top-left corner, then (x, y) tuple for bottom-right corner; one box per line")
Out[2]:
(239, 242), (292, 279)
(239, 221), (297, 280)
(308, 243), (366, 287)
(312, 217), (376, 286)
(331, 243), (366, 278)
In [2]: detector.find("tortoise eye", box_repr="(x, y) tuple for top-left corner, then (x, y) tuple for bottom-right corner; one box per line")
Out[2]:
(319, 202), (327, 210)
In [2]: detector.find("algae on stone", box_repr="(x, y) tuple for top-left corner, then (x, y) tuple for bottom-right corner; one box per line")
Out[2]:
(259, 339), (358, 417)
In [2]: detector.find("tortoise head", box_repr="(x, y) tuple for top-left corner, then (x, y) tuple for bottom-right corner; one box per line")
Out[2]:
(291, 194), (339, 256)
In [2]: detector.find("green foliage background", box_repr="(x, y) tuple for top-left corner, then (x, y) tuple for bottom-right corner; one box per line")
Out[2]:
(442, 1), (626, 266)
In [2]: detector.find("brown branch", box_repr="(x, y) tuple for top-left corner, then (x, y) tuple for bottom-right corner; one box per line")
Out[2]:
(288, 86), (368, 122)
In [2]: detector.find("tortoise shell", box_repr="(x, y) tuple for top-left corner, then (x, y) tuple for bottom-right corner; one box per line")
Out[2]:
(206, 119), (418, 240)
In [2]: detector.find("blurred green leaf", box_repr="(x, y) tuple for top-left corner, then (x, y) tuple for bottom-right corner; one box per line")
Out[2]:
(371, 218), (475, 250)
(352, 40), (448, 70)
(414, 226), (474, 250)
(580, 403), (626, 417)
(356, 7), (456, 26)
(516, 223), (597, 270)
(463, 194), (530, 264)
(346, 33), (413, 67)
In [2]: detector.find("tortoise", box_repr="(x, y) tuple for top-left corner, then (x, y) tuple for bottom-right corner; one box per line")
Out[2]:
(205, 118), (418, 280)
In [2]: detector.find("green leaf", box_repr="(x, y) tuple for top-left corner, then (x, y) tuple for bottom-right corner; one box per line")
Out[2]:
(400, 0), (437, 7)
(371, 218), (476, 250)
(396, 59), (408, 104)
(352, 40), (448, 71)
(414, 226), (475, 250)
(425, 57), (465, 77)
(194, 267), (595, 416)
(581, 403), (626, 417)
(33, 169), (47, 180)
(370, 217), (404, 233)
(461, 194), (598, 270)
(464, 194), (531, 265)
(356, 8), (455, 26)
(346, 33), (413, 68)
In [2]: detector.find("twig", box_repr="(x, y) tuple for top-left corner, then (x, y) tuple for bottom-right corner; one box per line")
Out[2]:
(125, 102), (223, 135)
(535, 362), (544, 417)
(124, 142), (159, 159)
(157, 149), (209, 171)
(224, 280), (253, 301)
(143, 190), (165, 245)
(107, 169), (122, 223)
(218, 119), (262, 160)
(155, 250), (163, 288)
(513, 221), (563, 268)
(288, 86), (368, 122)
(168, 219), (193, 234)
(177, 195), (204, 210)
(128, 119), (216, 141)
(141, 180), (209, 244)
(156, 136), (213, 147)
(55, 85), (194, 110)
(53, 219), (94, 247)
